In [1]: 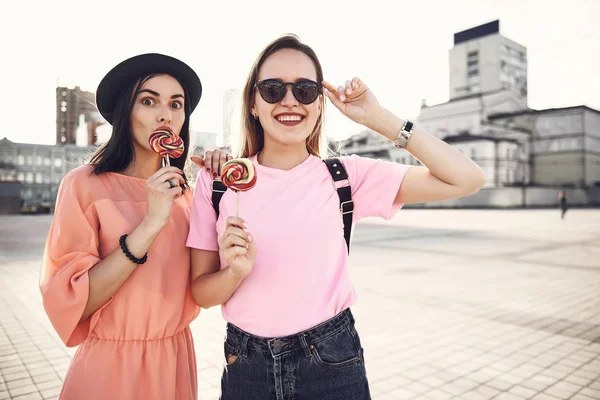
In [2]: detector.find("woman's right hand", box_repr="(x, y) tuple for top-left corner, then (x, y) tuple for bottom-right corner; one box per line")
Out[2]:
(219, 217), (256, 278)
(144, 166), (186, 230)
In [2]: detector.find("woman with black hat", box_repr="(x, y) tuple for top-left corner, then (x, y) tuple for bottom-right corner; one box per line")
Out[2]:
(39, 53), (229, 399)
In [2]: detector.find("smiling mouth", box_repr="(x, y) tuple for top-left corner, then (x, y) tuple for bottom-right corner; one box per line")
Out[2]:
(275, 115), (304, 125)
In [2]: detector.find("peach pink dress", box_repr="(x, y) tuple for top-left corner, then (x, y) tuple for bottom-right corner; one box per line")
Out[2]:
(40, 165), (200, 400)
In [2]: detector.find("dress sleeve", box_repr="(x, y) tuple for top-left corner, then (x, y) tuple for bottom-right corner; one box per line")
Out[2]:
(39, 168), (110, 347)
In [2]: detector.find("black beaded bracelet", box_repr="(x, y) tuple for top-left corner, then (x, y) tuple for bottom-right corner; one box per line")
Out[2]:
(119, 234), (148, 265)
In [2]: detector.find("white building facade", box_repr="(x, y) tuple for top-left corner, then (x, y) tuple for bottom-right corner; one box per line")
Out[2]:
(336, 20), (600, 206)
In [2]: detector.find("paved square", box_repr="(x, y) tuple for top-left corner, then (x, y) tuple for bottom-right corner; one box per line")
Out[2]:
(1, 209), (599, 399)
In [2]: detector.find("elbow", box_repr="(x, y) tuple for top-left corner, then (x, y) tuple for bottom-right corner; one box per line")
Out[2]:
(463, 167), (486, 196)
(190, 282), (219, 310)
(191, 290), (211, 309)
(193, 298), (217, 310)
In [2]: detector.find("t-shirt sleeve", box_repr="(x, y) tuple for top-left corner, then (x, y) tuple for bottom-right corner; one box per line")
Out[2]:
(186, 167), (219, 251)
(340, 155), (411, 220)
(39, 168), (110, 347)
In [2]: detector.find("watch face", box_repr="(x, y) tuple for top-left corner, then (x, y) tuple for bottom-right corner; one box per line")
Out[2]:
(404, 121), (414, 133)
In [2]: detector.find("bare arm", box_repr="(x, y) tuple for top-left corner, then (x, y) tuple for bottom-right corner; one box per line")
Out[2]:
(190, 217), (256, 309)
(80, 167), (185, 322)
(82, 148), (234, 321)
(190, 250), (245, 309)
(323, 78), (485, 205)
(81, 219), (164, 321)
(367, 107), (486, 204)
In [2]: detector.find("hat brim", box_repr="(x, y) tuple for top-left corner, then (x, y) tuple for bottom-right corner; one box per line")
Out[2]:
(95, 53), (202, 124)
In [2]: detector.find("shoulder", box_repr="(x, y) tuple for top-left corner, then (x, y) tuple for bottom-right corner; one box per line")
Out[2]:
(193, 167), (214, 191)
(63, 164), (95, 182)
(58, 165), (104, 210)
(60, 165), (99, 193)
(336, 154), (366, 177)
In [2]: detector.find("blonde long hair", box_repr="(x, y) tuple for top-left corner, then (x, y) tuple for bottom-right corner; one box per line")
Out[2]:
(235, 34), (327, 158)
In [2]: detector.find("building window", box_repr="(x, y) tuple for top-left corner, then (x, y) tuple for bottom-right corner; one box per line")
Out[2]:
(54, 158), (63, 168)
(27, 156), (33, 166)
(467, 51), (479, 77)
(44, 158), (51, 166)
(36, 156), (43, 166)
(17, 155), (25, 166)
(17, 172), (24, 182)
(35, 173), (43, 184)
(26, 173), (33, 183)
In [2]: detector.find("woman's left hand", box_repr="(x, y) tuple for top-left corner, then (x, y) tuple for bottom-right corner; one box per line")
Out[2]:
(191, 149), (233, 178)
(322, 78), (380, 126)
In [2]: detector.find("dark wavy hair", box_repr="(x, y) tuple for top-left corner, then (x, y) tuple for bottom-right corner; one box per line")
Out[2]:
(89, 73), (191, 189)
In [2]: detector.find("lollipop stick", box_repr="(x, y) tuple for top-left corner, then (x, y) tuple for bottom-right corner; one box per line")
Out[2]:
(236, 192), (240, 218)
(165, 155), (171, 167)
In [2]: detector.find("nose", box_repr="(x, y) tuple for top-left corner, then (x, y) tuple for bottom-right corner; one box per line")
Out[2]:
(280, 84), (298, 108)
(157, 104), (173, 124)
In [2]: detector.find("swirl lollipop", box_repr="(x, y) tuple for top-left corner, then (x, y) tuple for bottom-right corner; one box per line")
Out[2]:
(220, 158), (257, 216)
(149, 129), (184, 167)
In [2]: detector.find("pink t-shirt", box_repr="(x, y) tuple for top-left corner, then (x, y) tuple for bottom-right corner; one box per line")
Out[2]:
(187, 154), (410, 337)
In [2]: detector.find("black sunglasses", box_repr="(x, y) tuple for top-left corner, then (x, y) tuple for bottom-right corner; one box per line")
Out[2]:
(254, 79), (321, 105)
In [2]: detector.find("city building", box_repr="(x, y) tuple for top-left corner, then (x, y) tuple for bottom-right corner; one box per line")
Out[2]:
(0, 129), (221, 212)
(56, 86), (104, 145)
(338, 20), (600, 206)
(0, 138), (96, 212)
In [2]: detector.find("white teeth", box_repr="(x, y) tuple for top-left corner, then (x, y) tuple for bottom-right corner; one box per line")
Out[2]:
(277, 115), (302, 122)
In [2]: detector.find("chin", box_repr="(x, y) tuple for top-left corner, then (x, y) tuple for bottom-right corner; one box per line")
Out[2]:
(273, 134), (310, 147)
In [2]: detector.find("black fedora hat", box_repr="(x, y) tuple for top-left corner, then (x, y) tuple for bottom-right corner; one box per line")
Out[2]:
(96, 53), (202, 124)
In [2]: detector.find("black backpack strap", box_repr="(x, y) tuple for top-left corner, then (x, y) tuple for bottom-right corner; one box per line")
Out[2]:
(323, 158), (354, 253)
(211, 180), (227, 218)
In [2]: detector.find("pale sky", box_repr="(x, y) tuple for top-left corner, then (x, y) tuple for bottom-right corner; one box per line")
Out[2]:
(1, 0), (598, 145)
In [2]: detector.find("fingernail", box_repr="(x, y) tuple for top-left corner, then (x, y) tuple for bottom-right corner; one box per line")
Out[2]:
(340, 95), (346, 101)
(346, 88), (351, 95)
(213, 172), (217, 178)
(243, 222), (249, 229)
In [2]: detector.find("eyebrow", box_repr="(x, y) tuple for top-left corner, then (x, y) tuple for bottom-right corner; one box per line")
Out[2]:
(139, 89), (184, 99)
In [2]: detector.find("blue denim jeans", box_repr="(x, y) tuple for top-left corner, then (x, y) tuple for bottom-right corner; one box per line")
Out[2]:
(220, 309), (371, 400)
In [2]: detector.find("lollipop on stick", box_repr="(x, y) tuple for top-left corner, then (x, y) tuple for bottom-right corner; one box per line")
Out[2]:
(149, 129), (184, 167)
(220, 158), (257, 217)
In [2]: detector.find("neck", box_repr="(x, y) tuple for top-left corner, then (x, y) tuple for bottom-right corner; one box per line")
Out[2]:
(123, 145), (163, 179)
(258, 141), (310, 171)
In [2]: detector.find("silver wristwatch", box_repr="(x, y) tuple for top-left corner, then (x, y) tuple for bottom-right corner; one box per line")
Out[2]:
(393, 120), (414, 148)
